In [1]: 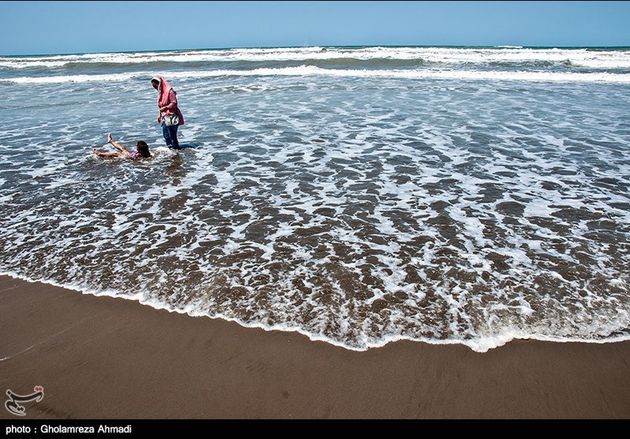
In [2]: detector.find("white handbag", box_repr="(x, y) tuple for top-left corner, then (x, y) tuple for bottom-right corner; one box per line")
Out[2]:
(163, 114), (180, 126)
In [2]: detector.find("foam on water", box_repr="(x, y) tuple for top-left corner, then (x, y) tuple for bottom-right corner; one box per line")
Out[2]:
(2, 46), (630, 69)
(1, 47), (629, 353)
(3, 66), (630, 84)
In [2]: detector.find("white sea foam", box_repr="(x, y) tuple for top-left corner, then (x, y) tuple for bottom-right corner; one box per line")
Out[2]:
(2, 270), (629, 354)
(2, 46), (630, 68)
(2, 72), (139, 84)
(4, 66), (630, 84)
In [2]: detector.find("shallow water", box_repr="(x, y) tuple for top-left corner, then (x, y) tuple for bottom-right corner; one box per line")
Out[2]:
(1, 46), (629, 351)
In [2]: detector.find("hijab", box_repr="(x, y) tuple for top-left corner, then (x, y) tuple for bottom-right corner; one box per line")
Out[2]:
(152, 76), (175, 108)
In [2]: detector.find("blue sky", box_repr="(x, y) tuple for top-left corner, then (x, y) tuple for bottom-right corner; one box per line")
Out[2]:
(1, 1), (629, 55)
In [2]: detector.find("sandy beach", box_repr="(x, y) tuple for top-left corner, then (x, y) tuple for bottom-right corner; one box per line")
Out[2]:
(0, 274), (629, 419)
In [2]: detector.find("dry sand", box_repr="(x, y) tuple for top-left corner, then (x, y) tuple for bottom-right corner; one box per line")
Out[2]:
(1, 274), (629, 419)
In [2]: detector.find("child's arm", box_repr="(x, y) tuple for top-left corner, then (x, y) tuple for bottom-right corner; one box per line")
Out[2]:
(94, 149), (123, 158)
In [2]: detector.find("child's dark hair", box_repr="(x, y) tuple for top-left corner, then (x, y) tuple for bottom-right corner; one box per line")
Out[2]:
(136, 141), (151, 158)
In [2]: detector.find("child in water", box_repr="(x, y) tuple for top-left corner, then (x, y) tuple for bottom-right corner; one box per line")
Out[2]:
(93, 133), (152, 159)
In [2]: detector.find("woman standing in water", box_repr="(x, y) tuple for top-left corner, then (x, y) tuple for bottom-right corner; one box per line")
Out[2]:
(151, 76), (185, 149)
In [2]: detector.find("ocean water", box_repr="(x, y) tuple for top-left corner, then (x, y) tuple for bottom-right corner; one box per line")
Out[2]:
(1, 46), (629, 352)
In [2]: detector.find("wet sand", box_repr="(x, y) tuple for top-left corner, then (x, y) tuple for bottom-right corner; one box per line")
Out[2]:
(1, 274), (629, 419)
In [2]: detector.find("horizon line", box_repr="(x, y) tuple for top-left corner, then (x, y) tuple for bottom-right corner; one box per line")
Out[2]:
(3, 43), (630, 58)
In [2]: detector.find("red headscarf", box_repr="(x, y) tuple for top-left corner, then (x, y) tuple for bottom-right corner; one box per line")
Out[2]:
(153, 75), (174, 108)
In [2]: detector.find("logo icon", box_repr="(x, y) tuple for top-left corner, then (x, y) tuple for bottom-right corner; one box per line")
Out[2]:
(5, 386), (45, 416)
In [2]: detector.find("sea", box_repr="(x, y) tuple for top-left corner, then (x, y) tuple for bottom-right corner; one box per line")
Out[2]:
(0, 46), (629, 352)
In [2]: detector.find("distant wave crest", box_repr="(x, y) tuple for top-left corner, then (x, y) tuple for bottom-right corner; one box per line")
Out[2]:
(2, 46), (630, 69)
(3, 66), (630, 84)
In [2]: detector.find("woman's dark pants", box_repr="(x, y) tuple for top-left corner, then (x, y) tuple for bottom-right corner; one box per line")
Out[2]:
(162, 124), (180, 149)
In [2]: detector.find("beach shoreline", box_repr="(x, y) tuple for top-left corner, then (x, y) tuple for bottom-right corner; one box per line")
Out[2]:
(1, 274), (629, 419)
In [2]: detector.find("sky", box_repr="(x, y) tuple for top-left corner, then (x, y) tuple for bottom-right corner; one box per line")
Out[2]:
(1, 1), (629, 55)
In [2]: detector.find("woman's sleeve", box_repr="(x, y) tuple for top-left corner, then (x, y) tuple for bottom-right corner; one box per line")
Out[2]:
(164, 90), (178, 111)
